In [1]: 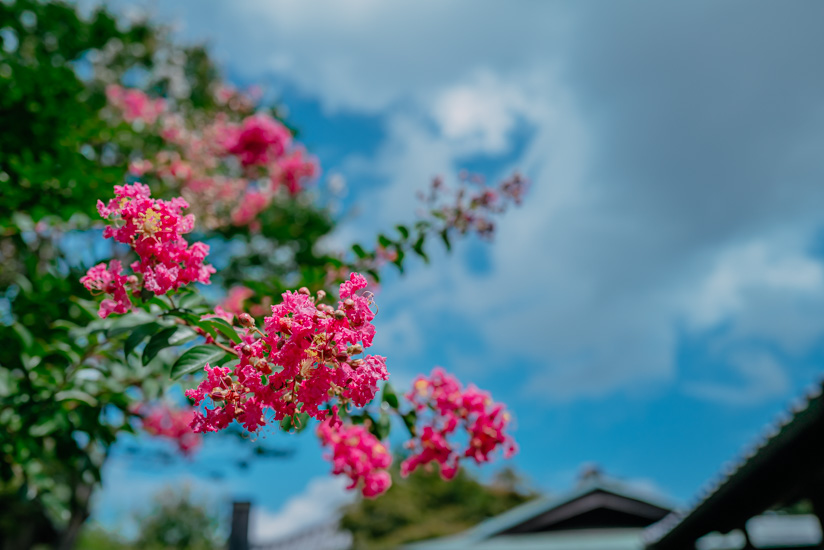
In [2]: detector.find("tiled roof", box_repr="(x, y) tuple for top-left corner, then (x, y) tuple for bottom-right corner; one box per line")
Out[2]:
(644, 377), (824, 548)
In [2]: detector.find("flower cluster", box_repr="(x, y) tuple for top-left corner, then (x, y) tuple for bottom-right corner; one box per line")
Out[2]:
(80, 259), (136, 318)
(419, 171), (529, 240)
(224, 114), (292, 167)
(317, 415), (392, 498)
(136, 403), (202, 456)
(107, 85), (319, 231)
(186, 273), (388, 434)
(84, 183), (215, 307)
(106, 84), (166, 124)
(402, 367), (517, 480)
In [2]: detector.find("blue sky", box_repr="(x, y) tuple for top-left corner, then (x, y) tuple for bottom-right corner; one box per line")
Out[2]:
(83, 0), (824, 541)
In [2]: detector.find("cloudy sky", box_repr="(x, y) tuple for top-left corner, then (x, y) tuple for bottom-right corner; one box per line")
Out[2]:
(87, 0), (824, 541)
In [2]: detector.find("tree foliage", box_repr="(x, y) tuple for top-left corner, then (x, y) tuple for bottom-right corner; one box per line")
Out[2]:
(340, 466), (535, 550)
(74, 487), (223, 550)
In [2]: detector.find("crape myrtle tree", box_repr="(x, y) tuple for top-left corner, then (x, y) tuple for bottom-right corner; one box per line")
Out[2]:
(0, 1), (528, 549)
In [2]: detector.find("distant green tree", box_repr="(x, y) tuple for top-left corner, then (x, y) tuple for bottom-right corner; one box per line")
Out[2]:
(130, 488), (224, 550)
(340, 465), (536, 550)
(74, 524), (129, 550)
(74, 488), (223, 550)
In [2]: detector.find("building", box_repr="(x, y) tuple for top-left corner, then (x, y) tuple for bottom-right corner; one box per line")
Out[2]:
(409, 380), (824, 550)
(645, 380), (824, 550)
(404, 470), (672, 550)
(236, 381), (824, 550)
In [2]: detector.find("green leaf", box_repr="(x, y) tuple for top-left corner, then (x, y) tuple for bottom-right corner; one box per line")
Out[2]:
(352, 243), (367, 259)
(12, 323), (34, 352)
(178, 292), (205, 310)
(402, 410), (418, 437)
(412, 234), (429, 263)
(375, 412), (391, 440)
(143, 326), (189, 365)
(381, 382), (400, 409)
(55, 390), (98, 407)
(193, 319), (218, 341)
(124, 322), (161, 358)
(440, 229), (452, 252)
(378, 234), (392, 248)
(392, 247), (406, 273)
(280, 412), (310, 433)
(396, 224), (410, 240)
(107, 312), (156, 337)
(163, 309), (201, 325)
(170, 345), (229, 379)
(200, 317), (242, 344)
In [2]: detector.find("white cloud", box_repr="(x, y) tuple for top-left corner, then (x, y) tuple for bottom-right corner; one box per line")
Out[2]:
(686, 241), (824, 329)
(249, 476), (355, 544)
(432, 71), (528, 154)
(684, 351), (790, 407)
(93, 0), (824, 407)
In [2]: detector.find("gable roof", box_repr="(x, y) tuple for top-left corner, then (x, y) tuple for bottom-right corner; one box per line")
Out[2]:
(644, 378), (824, 549)
(407, 476), (673, 549)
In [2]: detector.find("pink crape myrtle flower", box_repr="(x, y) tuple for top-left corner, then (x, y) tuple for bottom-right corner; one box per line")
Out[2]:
(137, 403), (202, 456)
(221, 286), (255, 315)
(272, 148), (319, 194)
(186, 273), (388, 434)
(230, 190), (270, 230)
(80, 260), (135, 318)
(317, 415), (392, 498)
(224, 114), (292, 167)
(401, 367), (516, 480)
(94, 183), (215, 297)
(106, 84), (166, 124)
(220, 286), (271, 318)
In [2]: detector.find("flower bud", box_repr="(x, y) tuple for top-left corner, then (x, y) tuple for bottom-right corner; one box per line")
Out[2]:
(350, 359), (364, 369)
(249, 356), (260, 367)
(259, 362), (272, 375)
(239, 313), (255, 327)
(347, 344), (363, 355)
(241, 344), (253, 356)
(317, 290), (326, 301)
(336, 352), (349, 363)
(222, 375), (233, 386)
(343, 298), (355, 309)
(334, 310), (346, 320)
(298, 286), (310, 295)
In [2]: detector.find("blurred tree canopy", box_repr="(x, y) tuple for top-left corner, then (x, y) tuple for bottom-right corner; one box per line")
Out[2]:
(340, 465), (536, 550)
(74, 487), (223, 550)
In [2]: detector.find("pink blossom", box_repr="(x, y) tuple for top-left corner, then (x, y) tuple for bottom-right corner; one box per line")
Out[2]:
(80, 260), (135, 318)
(272, 148), (318, 194)
(138, 403), (201, 456)
(106, 84), (166, 124)
(230, 190), (270, 230)
(224, 114), (292, 167)
(221, 286), (255, 315)
(128, 159), (153, 176)
(186, 273), (388, 434)
(317, 417), (392, 498)
(401, 367), (516, 479)
(94, 183), (215, 297)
